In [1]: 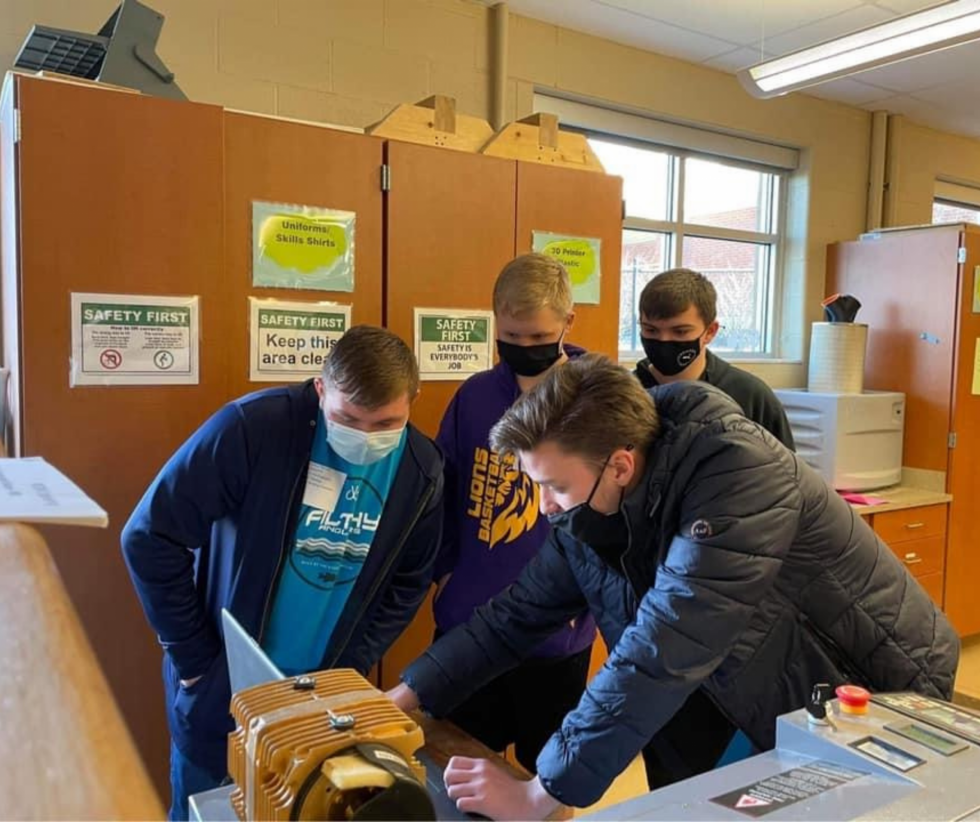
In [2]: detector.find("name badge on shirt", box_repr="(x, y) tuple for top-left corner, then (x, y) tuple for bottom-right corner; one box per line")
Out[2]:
(303, 463), (346, 513)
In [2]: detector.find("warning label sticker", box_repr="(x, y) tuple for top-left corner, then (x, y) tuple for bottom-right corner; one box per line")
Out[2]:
(710, 760), (868, 818)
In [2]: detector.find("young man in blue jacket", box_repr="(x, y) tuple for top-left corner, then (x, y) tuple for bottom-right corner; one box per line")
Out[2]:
(432, 253), (594, 772)
(389, 355), (957, 820)
(122, 325), (443, 821)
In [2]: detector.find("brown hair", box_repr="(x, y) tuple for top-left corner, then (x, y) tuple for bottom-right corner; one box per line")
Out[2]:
(490, 354), (660, 462)
(322, 325), (419, 408)
(492, 253), (573, 319)
(639, 268), (717, 325)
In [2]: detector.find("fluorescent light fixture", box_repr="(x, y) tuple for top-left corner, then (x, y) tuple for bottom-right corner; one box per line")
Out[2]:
(738, 0), (980, 98)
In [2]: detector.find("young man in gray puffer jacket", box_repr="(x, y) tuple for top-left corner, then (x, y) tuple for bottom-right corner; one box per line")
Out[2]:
(388, 354), (959, 821)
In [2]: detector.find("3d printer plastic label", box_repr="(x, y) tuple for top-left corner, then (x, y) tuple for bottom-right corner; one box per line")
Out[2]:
(532, 231), (601, 305)
(414, 308), (494, 382)
(253, 201), (355, 292)
(249, 298), (351, 383)
(710, 760), (867, 817)
(70, 293), (199, 387)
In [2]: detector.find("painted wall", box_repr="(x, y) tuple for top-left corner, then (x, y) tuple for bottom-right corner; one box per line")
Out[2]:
(6, 0), (959, 392)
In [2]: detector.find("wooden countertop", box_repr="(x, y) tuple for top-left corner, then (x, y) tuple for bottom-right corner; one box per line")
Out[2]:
(849, 484), (952, 516)
(0, 524), (164, 820)
(416, 714), (572, 820)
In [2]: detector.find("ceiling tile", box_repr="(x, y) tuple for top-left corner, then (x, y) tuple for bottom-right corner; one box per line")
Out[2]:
(758, 4), (894, 57)
(701, 46), (763, 72)
(508, 0), (742, 61)
(595, 0), (866, 46)
(803, 76), (895, 106)
(853, 39), (980, 92)
(912, 76), (980, 111)
(873, 0), (948, 14)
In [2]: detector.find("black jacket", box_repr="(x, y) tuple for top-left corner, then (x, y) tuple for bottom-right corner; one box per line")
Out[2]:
(635, 349), (795, 449)
(404, 382), (958, 807)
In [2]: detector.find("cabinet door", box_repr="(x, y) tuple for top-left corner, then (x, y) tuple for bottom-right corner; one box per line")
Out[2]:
(12, 76), (226, 795)
(380, 141), (517, 689)
(946, 228), (980, 634)
(917, 572), (945, 608)
(384, 140), (517, 438)
(515, 162), (623, 358)
(827, 229), (960, 472)
(223, 112), (383, 399)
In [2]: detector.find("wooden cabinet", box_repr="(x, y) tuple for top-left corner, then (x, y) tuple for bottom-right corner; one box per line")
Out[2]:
(828, 225), (980, 635)
(872, 504), (948, 608)
(378, 140), (624, 689)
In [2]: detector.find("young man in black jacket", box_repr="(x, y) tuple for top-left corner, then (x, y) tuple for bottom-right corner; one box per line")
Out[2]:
(634, 268), (794, 449)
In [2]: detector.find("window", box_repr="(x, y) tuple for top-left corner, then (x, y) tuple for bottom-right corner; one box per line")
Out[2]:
(933, 200), (980, 224)
(590, 137), (783, 359)
(933, 181), (980, 225)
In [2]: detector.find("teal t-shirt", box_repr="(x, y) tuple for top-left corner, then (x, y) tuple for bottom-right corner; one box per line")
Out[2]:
(263, 417), (406, 675)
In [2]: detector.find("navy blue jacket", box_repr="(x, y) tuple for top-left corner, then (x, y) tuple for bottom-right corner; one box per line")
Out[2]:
(122, 381), (443, 773)
(403, 382), (957, 807)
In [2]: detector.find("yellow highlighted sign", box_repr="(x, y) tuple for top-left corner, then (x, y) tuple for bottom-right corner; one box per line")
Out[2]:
(253, 201), (355, 291)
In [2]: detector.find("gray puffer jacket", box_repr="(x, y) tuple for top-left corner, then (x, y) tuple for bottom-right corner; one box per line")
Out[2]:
(403, 382), (959, 807)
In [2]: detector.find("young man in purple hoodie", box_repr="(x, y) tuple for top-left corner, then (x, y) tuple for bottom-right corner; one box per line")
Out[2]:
(432, 253), (594, 772)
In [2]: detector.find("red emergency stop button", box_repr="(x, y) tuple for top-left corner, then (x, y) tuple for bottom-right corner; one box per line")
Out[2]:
(836, 685), (871, 715)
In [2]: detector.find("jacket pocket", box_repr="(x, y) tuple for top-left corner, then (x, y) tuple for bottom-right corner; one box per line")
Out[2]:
(171, 648), (228, 727)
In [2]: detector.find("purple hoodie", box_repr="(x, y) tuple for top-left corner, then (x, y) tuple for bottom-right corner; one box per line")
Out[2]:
(433, 345), (596, 659)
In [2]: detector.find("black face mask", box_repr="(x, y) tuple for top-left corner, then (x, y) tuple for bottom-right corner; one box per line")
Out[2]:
(547, 455), (630, 559)
(497, 338), (563, 378)
(641, 336), (702, 377)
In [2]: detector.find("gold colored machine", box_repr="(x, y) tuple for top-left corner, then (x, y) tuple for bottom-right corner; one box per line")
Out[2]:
(227, 669), (434, 821)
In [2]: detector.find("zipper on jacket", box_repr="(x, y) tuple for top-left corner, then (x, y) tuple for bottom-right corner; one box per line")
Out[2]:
(257, 463), (308, 643)
(323, 479), (437, 668)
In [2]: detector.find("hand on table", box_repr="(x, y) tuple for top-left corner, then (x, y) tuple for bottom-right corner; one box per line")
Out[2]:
(385, 681), (420, 712)
(444, 756), (562, 821)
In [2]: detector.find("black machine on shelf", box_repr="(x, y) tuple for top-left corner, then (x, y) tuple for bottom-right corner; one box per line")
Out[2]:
(13, 0), (185, 100)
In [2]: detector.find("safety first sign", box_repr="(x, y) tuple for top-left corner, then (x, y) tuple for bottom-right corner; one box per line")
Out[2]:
(414, 308), (494, 382)
(249, 298), (351, 382)
(70, 293), (200, 386)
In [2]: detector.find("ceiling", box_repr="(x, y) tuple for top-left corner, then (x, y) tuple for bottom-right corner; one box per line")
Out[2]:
(502, 0), (980, 138)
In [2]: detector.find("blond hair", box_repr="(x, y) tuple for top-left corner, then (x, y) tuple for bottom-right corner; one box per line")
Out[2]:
(490, 354), (660, 462)
(322, 325), (419, 408)
(492, 253), (573, 319)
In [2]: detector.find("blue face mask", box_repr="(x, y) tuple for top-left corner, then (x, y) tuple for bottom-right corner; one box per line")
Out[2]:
(327, 419), (404, 466)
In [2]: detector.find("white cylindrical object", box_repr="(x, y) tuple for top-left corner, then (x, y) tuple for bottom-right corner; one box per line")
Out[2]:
(808, 322), (868, 394)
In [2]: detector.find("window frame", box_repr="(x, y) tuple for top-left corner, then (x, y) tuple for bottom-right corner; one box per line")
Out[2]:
(587, 132), (788, 362)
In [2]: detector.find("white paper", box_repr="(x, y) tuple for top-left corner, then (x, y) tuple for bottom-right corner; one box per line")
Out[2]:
(70, 293), (200, 387)
(302, 464), (345, 513)
(0, 457), (108, 527)
(249, 298), (351, 383)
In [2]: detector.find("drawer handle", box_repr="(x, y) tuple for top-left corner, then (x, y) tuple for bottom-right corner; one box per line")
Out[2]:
(904, 553), (922, 565)
(904, 522), (925, 530)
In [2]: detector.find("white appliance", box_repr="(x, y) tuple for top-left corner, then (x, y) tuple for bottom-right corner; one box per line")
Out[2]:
(773, 389), (905, 491)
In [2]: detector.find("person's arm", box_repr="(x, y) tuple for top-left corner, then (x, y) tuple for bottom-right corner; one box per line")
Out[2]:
(398, 532), (588, 718)
(121, 403), (252, 682)
(532, 426), (802, 809)
(335, 470), (445, 674)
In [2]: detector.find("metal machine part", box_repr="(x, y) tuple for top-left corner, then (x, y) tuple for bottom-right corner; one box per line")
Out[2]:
(587, 693), (980, 821)
(227, 668), (435, 821)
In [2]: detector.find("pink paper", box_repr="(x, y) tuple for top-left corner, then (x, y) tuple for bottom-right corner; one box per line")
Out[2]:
(839, 492), (888, 506)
